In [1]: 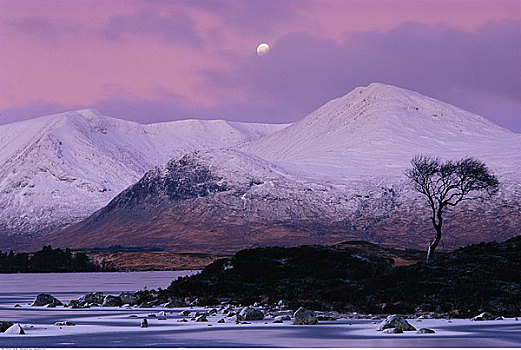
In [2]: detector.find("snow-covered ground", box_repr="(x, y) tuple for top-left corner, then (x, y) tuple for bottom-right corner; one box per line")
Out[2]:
(1, 272), (520, 347)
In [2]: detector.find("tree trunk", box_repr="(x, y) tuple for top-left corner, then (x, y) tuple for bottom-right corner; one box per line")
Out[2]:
(427, 208), (443, 263)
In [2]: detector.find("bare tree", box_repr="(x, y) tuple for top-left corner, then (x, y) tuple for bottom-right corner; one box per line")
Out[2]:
(405, 155), (499, 263)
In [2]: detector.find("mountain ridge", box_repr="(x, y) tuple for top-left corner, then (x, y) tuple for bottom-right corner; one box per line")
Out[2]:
(36, 83), (521, 253)
(0, 109), (287, 248)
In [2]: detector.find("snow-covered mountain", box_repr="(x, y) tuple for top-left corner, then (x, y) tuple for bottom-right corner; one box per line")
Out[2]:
(40, 84), (521, 254)
(0, 109), (287, 248)
(247, 83), (521, 181)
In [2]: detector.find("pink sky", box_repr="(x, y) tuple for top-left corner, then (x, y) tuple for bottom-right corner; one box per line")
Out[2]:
(1, 0), (521, 131)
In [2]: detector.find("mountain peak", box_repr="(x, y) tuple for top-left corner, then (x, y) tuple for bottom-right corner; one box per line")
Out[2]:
(248, 83), (520, 179)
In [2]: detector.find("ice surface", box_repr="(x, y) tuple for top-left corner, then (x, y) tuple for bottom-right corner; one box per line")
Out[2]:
(1, 272), (520, 347)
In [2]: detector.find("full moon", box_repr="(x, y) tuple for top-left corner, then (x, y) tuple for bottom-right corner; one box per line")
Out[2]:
(256, 43), (270, 56)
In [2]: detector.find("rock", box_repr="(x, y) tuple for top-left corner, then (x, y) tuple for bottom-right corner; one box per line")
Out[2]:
(378, 315), (416, 331)
(164, 300), (185, 308)
(471, 312), (496, 321)
(239, 307), (264, 321)
(55, 321), (75, 326)
(273, 316), (284, 323)
(382, 327), (403, 334)
(148, 314), (157, 318)
(226, 311), (236, 317)
(14, 304), (21, 308)
(158, 311), (166, 316)
(195, 315), (207, 322)
(4, 323), (25, 335)
(179, 310), (191, 317)
(129, 315), (139, 318)
(416, 328), (435, 334)
(31, 293), (62, 307)
(495, 316), (504, 320)
(217, 318), (225, 323)
(138, 302), (152, 308)
(281, 315), (291, 321)
(102, 295), (122, 307)
(119, 292), (140, 306)
(293, 307), (318, 325)
(179, 319), (188, 323)
(317, 315), (337, 321)
(157, 316), (167, 320)
(1, 321), (14, 332)
(209, 308), (218, 315)
(141, 319), (148, 328)
(230, 315), (244, 323)
(77, 292), (104, 305)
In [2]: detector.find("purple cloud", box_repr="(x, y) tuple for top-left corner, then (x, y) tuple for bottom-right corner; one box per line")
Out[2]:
(198, 20), (521, 131)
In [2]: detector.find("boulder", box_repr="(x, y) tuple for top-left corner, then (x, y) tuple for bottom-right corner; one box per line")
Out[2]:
(55, 321), (75, 326)
(141, 319), (148, 328)
(239, 307), (264, 321)
(31, 293), (62, 307)
(138, 302), (152, 308)
(77, 292), (104, 305)
(195, 315), (208, 322)
(293, 307), (318, 325)
(217, 318), (225, 323)
(416, 328), (436, 334)
(382, 327), (403, 334)
(179, 310), (191, 317)
(1, 321), (14, 332)
(378, 315), (416, 331)
(471, 312), (496, 321)
(119, 292), (140, 306)
(164, 300), (185, 308)
(102, 295), (122, 307)
(273, 316), (284, 323)
(4, 323), (25, 335)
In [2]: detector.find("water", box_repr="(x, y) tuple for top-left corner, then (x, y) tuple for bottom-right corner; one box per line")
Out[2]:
(0, 270), (197, 305)
(1, 271), (520, 347)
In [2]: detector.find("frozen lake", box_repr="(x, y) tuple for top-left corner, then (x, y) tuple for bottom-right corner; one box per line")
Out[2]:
(1, 271), (521, 347)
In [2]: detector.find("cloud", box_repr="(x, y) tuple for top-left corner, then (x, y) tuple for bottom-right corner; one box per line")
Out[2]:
(100, 10), (205, 48)
(0, 101), (67, 125)
(198, 20), (521, 131)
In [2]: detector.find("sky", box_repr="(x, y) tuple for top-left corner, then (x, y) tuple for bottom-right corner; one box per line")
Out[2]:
(1, 0), (521, 132)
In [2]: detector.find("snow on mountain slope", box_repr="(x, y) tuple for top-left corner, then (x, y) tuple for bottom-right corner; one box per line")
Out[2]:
(0, 109), (287, 245)
(247, 83), (521, 181)
(42, 84), (521, 253)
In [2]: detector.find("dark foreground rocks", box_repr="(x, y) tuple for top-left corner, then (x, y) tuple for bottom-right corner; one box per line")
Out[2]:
(31, 293), (62, 307)
(0, 321), (14, 332)
(239, 307), (264, 321)
(293, 307), (318, 325)
(4, 323), (25, 335)
(378, 315), (416, 331)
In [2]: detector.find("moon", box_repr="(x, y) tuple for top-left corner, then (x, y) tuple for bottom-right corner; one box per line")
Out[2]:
(256, 43), (270, 56)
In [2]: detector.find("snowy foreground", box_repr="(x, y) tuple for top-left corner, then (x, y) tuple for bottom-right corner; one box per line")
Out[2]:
(1, 272), (521, 347)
